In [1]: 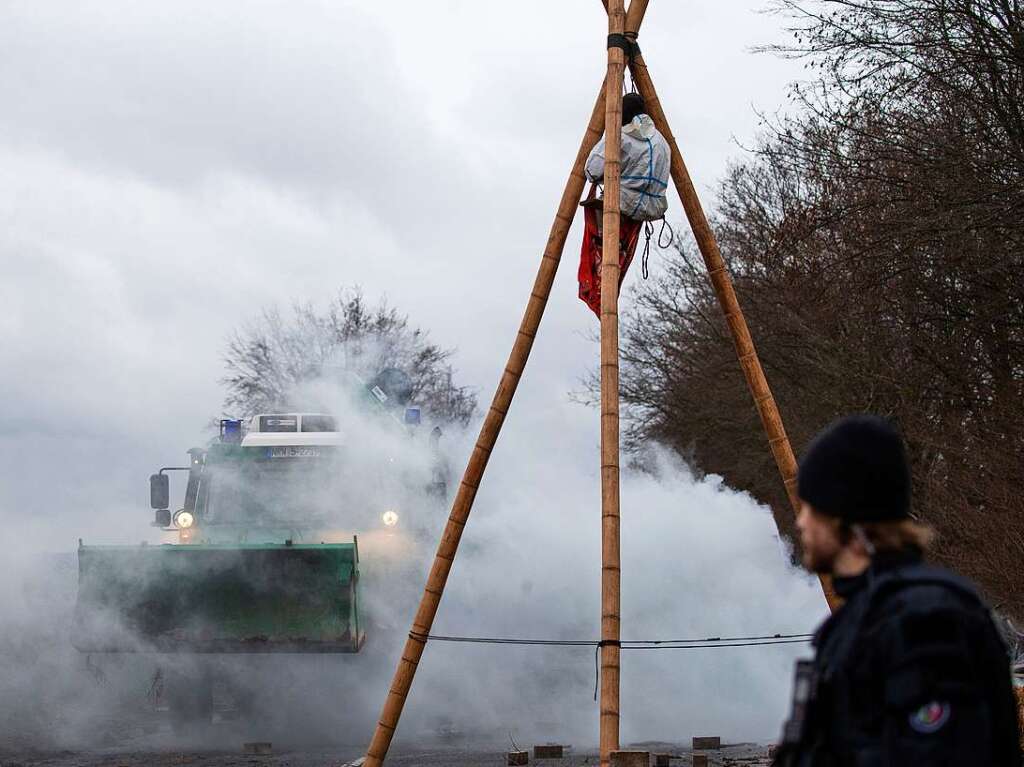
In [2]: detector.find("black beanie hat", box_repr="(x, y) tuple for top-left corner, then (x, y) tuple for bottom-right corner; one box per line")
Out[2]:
(797, 415), (911, 523)
(622, 93), (645, 125)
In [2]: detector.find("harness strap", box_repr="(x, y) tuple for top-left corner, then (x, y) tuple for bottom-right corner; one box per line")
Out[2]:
(868, 566), (982, 611)
(639, 219), (673, 280)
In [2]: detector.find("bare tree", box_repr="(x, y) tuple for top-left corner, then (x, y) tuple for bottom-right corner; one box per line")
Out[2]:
(222, 288), (477, 425)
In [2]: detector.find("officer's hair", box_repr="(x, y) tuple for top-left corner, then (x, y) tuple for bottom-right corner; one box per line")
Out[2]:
(839, 519), (936, 552)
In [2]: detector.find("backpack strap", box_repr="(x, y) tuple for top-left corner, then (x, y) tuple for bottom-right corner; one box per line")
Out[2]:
(866, 564), (983, 614)
(820, 564), (983, 679)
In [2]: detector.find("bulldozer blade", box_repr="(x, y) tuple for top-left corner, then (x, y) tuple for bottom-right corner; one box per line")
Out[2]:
(74, 541), (363, 653)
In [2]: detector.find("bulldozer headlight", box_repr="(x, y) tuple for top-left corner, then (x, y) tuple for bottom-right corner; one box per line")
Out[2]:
(382, 510), (399, 527)
(174, 510), (195, 529)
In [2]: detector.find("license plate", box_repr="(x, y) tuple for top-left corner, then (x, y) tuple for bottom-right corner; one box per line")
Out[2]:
(269, 446), (321, 458)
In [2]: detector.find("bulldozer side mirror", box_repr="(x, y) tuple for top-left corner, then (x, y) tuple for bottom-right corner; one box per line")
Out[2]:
(150, 473), (169, 510)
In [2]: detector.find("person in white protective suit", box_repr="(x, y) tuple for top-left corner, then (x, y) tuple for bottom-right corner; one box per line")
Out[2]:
(577, 92), (671, 316)
(584, 92), (670, 222)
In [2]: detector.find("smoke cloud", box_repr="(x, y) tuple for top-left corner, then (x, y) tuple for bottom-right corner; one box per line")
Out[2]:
(0, 366), (826, 752)
(0, 0), (829, 755)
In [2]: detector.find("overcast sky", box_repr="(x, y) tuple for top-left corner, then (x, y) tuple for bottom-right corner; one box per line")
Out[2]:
(0, 0), (805, 542)
(0, 0), (835, 747)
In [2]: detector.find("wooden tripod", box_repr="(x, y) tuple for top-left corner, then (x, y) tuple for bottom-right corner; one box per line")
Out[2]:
(363, 3), (834, 766)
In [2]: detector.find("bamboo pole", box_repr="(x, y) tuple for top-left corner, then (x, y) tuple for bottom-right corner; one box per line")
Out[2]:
(626, 49), (839, 610)
(362, 79), (613, 767)
(599, 1), (626, 765)
(602, 0), (650, 31)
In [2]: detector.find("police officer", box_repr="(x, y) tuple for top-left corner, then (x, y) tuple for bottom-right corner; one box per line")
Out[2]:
(774, 415), (1021, 766)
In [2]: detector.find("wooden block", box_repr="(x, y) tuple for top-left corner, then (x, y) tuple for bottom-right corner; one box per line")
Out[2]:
(692, 736), (721, 750)
(610, 751), (650, 767)
(242, 743), (272, 755)
(654, 754), (672, 767)
(507, 751), (529, 766)
(691, 756), (708, 767)
(533, 745), (564, 759)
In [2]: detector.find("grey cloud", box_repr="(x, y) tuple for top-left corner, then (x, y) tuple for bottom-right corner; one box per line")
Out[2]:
(1, 3), (406, 186)
(0, 0), (815, 748)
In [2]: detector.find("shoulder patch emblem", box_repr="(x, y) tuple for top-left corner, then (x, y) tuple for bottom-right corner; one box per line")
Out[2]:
(908, 700), (951, 734)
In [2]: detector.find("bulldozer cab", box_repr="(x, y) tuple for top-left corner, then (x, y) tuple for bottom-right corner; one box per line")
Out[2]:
(75, 372), (448, 655)
(171, 411), (425, 543)
(75, 415), (367, 654)
(201, 450), (339, 525)
(188, 418), (348, 540)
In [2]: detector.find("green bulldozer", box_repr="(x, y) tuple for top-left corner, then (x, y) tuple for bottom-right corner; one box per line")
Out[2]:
(73, 371), (446, 726)
(75, 419), (366, 654)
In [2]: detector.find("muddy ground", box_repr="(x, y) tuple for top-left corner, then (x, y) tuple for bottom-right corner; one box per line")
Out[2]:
(0, 742), (772, 767)
(0, 737), (770, 765)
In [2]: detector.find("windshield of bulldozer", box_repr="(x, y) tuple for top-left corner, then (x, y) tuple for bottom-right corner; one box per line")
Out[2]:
(198, 446), (346, 525)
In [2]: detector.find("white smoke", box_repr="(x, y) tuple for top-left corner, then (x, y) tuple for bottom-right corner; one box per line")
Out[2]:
(0, 365), (827, 752)
(386, 392), (828, 747)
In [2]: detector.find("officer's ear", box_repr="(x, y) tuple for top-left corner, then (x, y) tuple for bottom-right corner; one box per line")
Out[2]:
(850, 524), (877, 557)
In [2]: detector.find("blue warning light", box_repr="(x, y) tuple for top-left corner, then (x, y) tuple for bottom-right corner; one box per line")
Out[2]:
(220, 419), (243, 443)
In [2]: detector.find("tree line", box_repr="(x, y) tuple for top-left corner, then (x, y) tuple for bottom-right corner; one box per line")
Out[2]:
(618, 0), (1024, 616)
